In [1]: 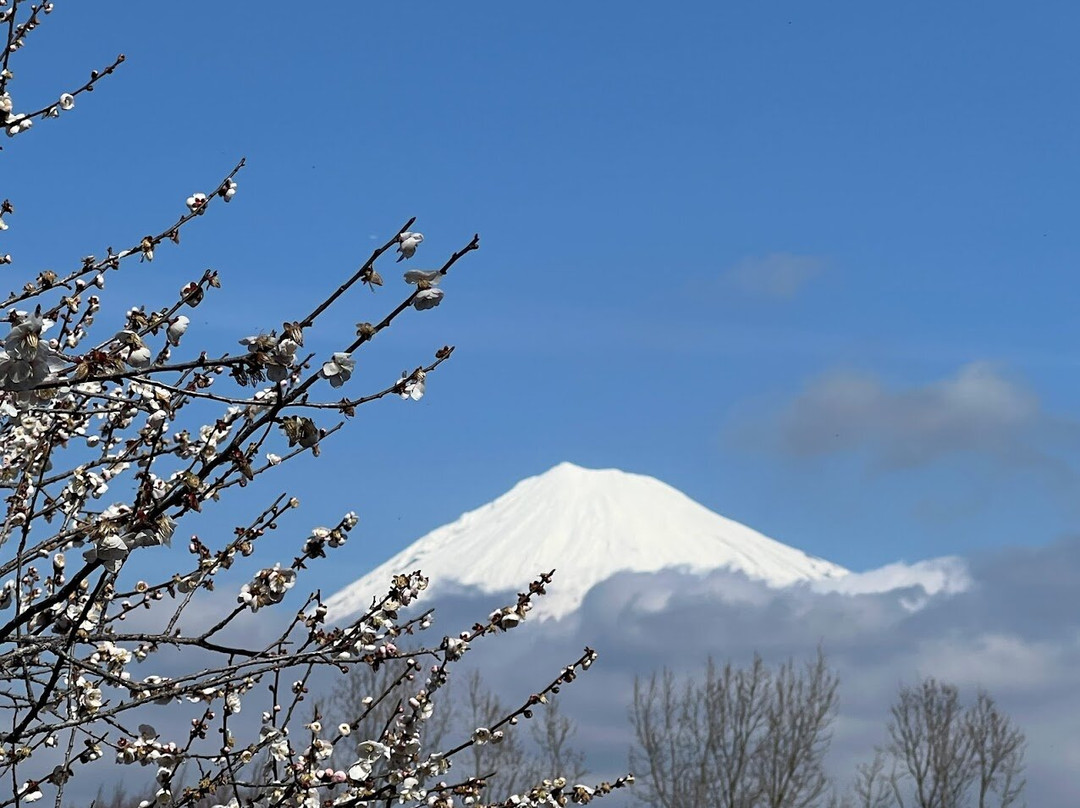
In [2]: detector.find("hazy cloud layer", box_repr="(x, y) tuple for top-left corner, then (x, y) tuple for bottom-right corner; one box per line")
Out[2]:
(431, 538), (1080, 807)
(763, 362), (1074, 471)
(723, 252), (825, 298)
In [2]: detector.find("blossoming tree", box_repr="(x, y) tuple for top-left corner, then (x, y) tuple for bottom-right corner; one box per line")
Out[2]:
(0, 4), (630, 806)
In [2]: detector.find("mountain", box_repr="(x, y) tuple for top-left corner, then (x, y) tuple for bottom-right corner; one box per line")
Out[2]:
(325, 462), (850, 621)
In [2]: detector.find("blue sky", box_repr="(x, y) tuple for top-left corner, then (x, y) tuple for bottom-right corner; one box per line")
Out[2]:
(6, 4), (1080, 803)
(7, 1), (1080, 595)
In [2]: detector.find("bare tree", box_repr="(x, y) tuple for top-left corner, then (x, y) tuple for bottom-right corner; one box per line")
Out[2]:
(328, 657), (457, 767)
(965, 691), (1025, 808)
(458, 670), (530, 800)
(851, 679), (1026, 808)
(441, 671), (589, 802)
(887, 679), (975, 808)
(756, 653), (839, 808)
(629, 650), (839, 808)
(523, 696), (588, 787)
(847, 753), (896, 808)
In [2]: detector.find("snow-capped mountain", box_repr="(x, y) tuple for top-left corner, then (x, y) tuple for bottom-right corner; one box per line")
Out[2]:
(325, 462), (850, 621)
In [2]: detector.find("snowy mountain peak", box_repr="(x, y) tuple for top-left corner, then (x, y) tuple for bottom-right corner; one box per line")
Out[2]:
(325, 463), (850, 621)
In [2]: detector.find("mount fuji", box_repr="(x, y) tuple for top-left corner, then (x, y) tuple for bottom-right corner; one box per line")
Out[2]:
(325, 462), (852, 621)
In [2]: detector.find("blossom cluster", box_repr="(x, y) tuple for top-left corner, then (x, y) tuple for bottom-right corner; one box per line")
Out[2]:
(0, 4), (631, 807)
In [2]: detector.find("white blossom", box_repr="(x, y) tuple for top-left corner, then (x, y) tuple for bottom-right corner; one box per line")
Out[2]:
(399, 370), (426, 401)
(412, 288), (444, 311)
(166, 315), (190, 346)
(125, 344), (153, 369)
(17, 782), (43, 803)
(83, 534), (129, 572)
(444, 636), (469, 660)
(185, 192), (208, 214)
(321, 352), (355, 388)
(403, 269), (441, 285)
(396, 231), (424, 262)
(58, 92), (75, 110)
(238, 564), (297, 612)
(0, 310), (65, 393)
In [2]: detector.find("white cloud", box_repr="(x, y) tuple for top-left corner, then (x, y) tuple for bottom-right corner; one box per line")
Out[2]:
(809, 557), (970, 601)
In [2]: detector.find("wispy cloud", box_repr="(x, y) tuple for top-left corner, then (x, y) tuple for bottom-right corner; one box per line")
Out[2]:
(723, 252), (825, 298)
(756, 362), (1077, 473)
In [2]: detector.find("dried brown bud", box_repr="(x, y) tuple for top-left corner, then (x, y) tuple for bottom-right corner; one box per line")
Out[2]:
(282, 320), (304, 346)
(360, 266), (382, 289)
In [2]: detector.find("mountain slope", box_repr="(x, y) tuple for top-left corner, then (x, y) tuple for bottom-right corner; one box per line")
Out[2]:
(326, 462), (849, 621)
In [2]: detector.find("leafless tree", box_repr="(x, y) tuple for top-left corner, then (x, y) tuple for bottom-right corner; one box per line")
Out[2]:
(522, 695), (588, 787)
(756, 653), (839, 808)
(629, 650), (839, 808)
(332, 664), (589, 804)
(458, 670), (530, 800)
(886, 679), (975, 808)
(328, 657), (457, 767)
(965, 691), (1026, 808)
(847, 753), (896, 808)
(848, 679), (1026, 808)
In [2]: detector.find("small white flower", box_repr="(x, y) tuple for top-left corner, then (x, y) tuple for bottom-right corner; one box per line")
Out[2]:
(396, 231), (424, 262)
(225, 690), (242, 714)
(166, 316), (189, 346)
(398, 776), (426, 802)
(403, 269), (441, 285)
(269, 737), (290, 761)
(83, 534), (129, 572)
(399, 370), (425, 401)
(357, 740), (390, 759)
(412, 288), (444, 311)
(338, 723), (351, 736)
(82, 686), (104, 712)
(125, 345), (153, 369)
(221, 179), (237, 202)
(445, 636), (469, 660)
(18, 782), (43, 803)
(185, 193), (207, 214)
(320, 352), (355, 388)
(348, 760), (373, 781)
(266, 453), (282, 465)
(58, 92), (75, 110)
